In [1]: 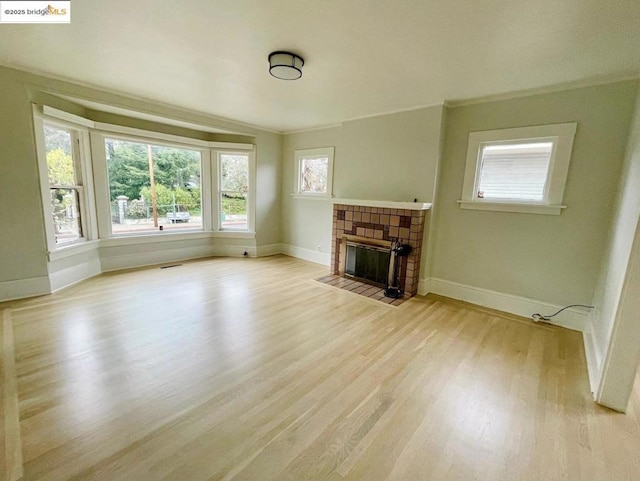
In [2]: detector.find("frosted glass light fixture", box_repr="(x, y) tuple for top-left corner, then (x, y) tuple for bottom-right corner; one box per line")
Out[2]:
(268, 51), (304, 80)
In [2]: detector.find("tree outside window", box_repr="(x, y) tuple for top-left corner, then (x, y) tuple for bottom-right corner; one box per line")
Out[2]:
(104, 138), (202, 234)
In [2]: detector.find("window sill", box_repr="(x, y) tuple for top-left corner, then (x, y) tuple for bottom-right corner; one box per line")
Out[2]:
(457, 200), (566, 215)
(100, 230), (255, 247)
(291, 193), (333, 201)
(48, 240), (100, 262)
(211, 231), (255, 239)
(101, 231), (211, 247)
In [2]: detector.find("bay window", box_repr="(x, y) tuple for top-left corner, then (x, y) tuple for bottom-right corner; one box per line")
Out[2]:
(36, 105), (255, 246)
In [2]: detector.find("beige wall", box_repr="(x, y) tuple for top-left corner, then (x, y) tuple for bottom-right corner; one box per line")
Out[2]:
(254, 132), (282, 246)
(590, 89), (640, 410)
(281, 105), (444, 257)
(281, 126), (343, 256)
(0, 65), (281, 295)
(337, 107), (443, 201)
(0, 68), (49, 283)
(430, 81), (639, 307)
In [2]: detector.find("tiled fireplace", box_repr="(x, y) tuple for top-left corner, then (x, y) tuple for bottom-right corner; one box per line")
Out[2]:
(330, 200), (430, 297)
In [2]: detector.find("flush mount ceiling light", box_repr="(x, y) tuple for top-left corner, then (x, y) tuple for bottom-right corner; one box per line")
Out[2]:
(268, 51), (304, 80)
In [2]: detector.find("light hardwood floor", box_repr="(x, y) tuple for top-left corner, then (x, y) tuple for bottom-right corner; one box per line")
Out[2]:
(1, 255), (639, 481)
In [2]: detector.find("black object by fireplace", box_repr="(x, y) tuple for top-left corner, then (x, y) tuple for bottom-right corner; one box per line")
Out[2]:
(384, 240), (413, 298)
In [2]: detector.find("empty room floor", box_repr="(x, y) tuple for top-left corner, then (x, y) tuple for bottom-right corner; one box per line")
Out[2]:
(1, 255), (639, 481)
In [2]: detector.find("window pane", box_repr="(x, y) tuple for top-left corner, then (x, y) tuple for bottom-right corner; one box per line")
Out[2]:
(477, 142), (553, 201)
(44, 126), (74, 185)
(105, 138), (202, 234)
(300, 156), (328, 193)
(221, 192), (247, 230)
(220, 154), (248, 230)
(50, 188), (82, 244)
(152, 146), (202, 232)
(220, 154), (248, 191)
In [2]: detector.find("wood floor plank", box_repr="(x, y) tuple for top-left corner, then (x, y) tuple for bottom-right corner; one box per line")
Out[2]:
(1, 308), (23, 481)
(1, 255), (639, 480)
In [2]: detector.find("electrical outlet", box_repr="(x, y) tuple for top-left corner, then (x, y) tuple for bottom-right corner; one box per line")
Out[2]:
(316, 245), (322, 252)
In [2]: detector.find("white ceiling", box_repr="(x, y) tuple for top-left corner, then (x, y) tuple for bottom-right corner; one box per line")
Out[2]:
(1, 0), (639, 133)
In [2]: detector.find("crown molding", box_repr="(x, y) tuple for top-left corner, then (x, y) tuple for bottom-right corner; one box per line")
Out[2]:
(446, 74), (640, 109)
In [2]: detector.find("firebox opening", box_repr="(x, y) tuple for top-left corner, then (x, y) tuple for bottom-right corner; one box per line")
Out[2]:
(344, 242), (390, 287)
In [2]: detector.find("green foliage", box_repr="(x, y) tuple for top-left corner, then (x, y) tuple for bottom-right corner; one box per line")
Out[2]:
(47, 148), (74, 185)
(105, 140), (201, 201)
(153, 146), (201, 188)
(106, 140), (150, 201)
(139, 184), (201, 215)
(221, 193), (246, 214)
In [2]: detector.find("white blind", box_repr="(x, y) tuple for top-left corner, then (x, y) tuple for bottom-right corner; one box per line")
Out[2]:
(477, 142), (553, 201)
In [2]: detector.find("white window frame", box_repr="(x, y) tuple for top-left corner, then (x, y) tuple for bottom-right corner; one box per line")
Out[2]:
(293, 146), (334, 199)
(215, 150), (256, 232)
(90, 130), (212, 238)
(33, 106), (97, 254)
(459, 123), (577, 215)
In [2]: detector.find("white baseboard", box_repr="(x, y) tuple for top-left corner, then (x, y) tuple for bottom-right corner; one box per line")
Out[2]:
(100, 245), (217, 272)
(583, 330), (601, 395)
(281, 244), (330, 266)
(49, 258), (102, 293)
(419, 277), (589, 332)
(3, 241), (266, 301)
(211, 245), (257, 258)
(100, 244), (262, 272)
(256, 243), (285, 257)
(417, 278), (430, 296)
(0, 276), (50, 302)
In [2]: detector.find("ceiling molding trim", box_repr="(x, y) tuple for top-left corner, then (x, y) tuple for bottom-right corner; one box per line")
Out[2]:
(6, 60), (638, 136)
(282, 102), (446, 135)
(39, 88), (277, 135)
(283, 123), (343, 135)
(341, 101), (446, 124)
(446, 74), (640, 109)
(1, 61), (281, 135)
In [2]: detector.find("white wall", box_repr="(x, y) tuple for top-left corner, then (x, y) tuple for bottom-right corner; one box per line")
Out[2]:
(281, 106), (445, 264)
(588, 89), (640, 410)
(428, 81), (638, 326)
(0, 65), (281, 301)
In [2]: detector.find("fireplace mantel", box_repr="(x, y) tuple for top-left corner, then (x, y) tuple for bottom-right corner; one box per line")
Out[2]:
(332, 198), (432, 211)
